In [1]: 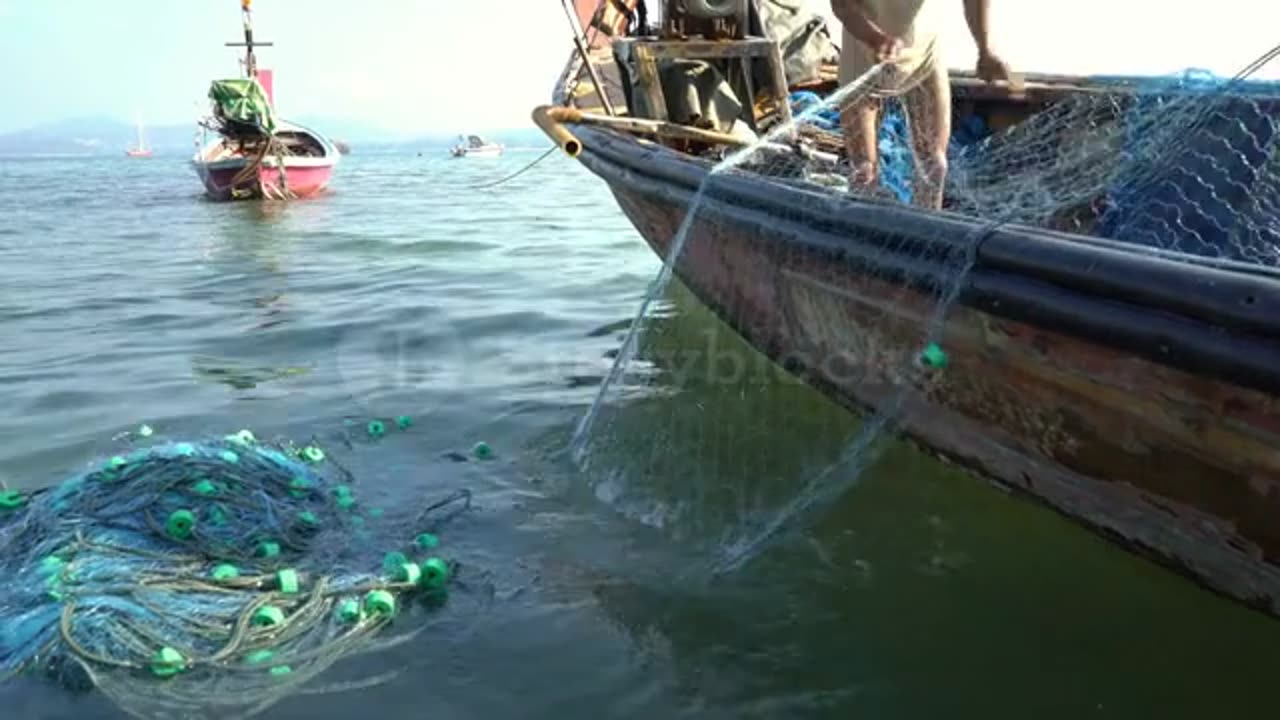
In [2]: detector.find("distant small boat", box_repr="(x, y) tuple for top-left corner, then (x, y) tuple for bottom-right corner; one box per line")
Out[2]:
(125, 116), (152, 158)
(191, 1), (339, 201)
(450, 134), (504, 158)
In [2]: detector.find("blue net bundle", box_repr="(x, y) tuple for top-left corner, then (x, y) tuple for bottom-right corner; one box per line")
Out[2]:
(779, 51), (1280, 267)
(937, 63), (1280, 265)
(0, 424), (472, 719)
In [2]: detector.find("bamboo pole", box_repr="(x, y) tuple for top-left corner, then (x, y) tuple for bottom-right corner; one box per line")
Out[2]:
(532, 106), (585, 157)
(534, 105), (751, 154)
(558, 0), (617, 116)
(532, 105), (842, 165)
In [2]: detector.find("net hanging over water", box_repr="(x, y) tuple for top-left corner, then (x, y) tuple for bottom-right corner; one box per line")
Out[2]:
(570, 45), (1280, 576)
(0, 420), (472, 720)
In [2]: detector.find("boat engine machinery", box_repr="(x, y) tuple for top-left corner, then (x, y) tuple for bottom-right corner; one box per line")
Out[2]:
(661, 0), (750, 40)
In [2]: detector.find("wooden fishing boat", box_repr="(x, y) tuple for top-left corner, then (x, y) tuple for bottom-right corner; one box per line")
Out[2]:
(539, 1), (1280, 617)
(191, 0), (339, 201)
(194, 118), (339, 201)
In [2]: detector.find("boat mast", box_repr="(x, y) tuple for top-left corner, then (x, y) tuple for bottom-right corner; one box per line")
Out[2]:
(225, 0), (272, 79)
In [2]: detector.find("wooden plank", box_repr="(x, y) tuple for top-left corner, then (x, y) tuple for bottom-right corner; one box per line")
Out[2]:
(763, 41), (793, 129)
(614, 38), (793, 129)
(630, 43), (670, 121)
(616, 38), (777, 61)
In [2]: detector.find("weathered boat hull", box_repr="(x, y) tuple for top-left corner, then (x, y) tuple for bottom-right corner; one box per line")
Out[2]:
(193, 158), (336, 201)
(561, 123), (1280, 617)
(192, 120), (340, 202)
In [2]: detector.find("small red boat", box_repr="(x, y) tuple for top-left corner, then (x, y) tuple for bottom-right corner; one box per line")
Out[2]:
(192, 0), (339, 201)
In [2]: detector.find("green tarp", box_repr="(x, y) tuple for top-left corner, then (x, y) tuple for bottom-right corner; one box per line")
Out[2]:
(208, 78), (277, 134)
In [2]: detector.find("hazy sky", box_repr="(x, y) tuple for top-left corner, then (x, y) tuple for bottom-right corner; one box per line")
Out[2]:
(1, 0), (1277, 134)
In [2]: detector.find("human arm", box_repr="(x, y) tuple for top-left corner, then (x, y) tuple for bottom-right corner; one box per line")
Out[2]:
(962, 0), (1011, 82)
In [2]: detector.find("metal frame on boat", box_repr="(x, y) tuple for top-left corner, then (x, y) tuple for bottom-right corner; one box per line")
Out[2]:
(538, 0), (1280, 618)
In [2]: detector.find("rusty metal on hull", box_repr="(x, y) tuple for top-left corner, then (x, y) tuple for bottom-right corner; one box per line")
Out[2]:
(562, 122), (1280, 617)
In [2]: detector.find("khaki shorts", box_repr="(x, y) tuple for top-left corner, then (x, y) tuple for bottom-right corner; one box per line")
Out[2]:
(838, 31), (941, 98)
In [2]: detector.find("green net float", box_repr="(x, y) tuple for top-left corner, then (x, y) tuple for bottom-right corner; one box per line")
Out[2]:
(252, 605), (285, 627)
(918, 342), (949, 369)
(0, 489), (27, 511)
(219, 450), (239, 464)
(137, 424), (154, 438)
(256, 540), (282, 559)
(276, 569), (300, 594)
(471, 441), (493, 460)
(395, 562), (422, 585)
(414, 533), (439, 550)
(165, 509), (197, 540)
(297, 511), (319, 528)
(301, 446), (325, 463)
(363, 590), (396, 618)
(244, 649), (274, 665)
(382, 551), (409, 574)
(332, 484), (352, 498)
(395, 415), (412, 430)
(207, 504), (229, 526)
(366, 420), (386, 439)
(337, 599), (362, 624)
(150, 647), (187, 678)
(191, 479), (220, 496)
(336, 494), (357, 511)
(107, 456), (127, 471)
(173, 442), (196, 457)
(289, 476), (312, 498)
(419, 557), (450, 590)
(227, 429), (256, 445)
(211, 563), (240, 582)
(39, 555), (65, 577)
(269, 665), (293, 677)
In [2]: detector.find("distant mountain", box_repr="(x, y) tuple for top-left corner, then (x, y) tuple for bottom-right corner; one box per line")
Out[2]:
(0, 115), (550, 157)
(401, 126), (553, 151)
(0, 114), (410, 157)
(288, 115), (408, 146)
(0, 117), (187, 156)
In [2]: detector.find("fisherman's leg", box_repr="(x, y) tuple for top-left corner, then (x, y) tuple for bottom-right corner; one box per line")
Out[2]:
(840, 97), (882, 193)
(902, 63), (951, 210)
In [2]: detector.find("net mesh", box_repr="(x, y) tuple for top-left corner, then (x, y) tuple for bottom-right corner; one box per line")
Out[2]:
(0, 421), (471, 720)
(570, 48), (1280, 576)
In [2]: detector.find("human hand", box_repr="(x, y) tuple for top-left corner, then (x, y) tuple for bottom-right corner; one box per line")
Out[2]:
(976, 51), (1012, 83)
(871, 34), (904, 63)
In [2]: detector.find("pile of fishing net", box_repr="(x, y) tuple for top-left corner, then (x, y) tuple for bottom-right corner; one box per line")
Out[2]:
(0, 421), (471, 719)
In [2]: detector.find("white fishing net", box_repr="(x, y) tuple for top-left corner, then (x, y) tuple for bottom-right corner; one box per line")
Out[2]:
(569, 45), (1280, 576)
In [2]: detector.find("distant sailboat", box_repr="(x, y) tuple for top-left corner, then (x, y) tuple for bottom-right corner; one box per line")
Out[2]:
(126, 115), (152, 157)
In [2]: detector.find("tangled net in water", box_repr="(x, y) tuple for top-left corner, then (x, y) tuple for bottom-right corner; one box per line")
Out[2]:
(0, 420), (473, 719)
